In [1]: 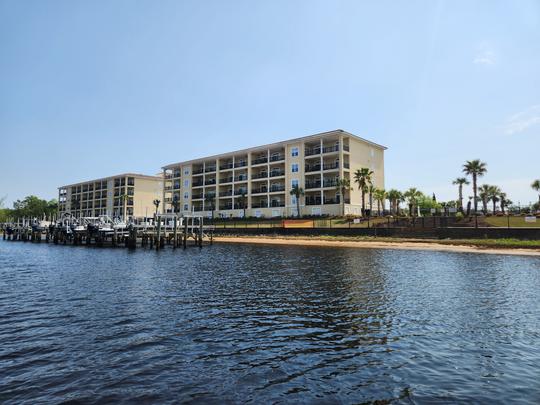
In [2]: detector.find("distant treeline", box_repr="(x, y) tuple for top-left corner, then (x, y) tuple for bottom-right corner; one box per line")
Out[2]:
(0, 195), (58, 222)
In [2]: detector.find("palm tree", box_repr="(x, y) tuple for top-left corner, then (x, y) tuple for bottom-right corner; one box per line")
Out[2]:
(499, 192), (508, 215)
(373, 188), (387, 216)
(153, 199), (160, 217)
(532, 180), (540, 206)
(488, 185), (501, 214)
(172, 195), (180, 214)
(204, 193), (216, 219)
(386, 189), (401, 215)
(404, 188), (422, 217)
(368, 184), (376, 216)
(120, 193), (129, 220)
(452, 177), (470, 213)
(236, 192), (247, 218)
(478, 184), (491, 215)
(289, 185), (304, 217)
(335, 178), (352, 216)
(463, 160), (487, 215)
(353, 168), (373, 216)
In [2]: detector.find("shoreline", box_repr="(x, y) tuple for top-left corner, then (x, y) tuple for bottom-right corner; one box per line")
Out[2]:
(213, 236), (540, 257)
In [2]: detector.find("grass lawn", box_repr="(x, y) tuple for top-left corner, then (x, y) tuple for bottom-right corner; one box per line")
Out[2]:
(484, 216), (540, 228)
(211, 217), (388, 229)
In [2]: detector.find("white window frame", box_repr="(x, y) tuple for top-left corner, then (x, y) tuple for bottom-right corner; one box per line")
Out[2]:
(291, 147), (299, 157)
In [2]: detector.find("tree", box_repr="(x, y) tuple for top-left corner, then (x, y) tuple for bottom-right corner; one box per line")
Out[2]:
(532, 180), (540, 207)
(499, 192), (508, 215)
(387, 189), (402, 215)
(353, 168), (373, 216)
(368, 184), (376, 217)
(236, 192), (247, 218)
(463, 160), (487, 215)
(488, 185), (501, 214)
(335, 178), (352, 216)
(404, 188), (423, 217)
(172, 195), (180, 214)
(452, 177), (470, 213)
(478, 184), (491, 214)
(120, 194), (129, 220)
(289, 185), (304, 217)
(373, 188), (387, 216)
(204, 193), (216, 219)
(153, 199), (161, 217)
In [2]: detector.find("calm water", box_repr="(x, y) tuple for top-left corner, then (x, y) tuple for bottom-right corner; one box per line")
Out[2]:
(0, 241), (539, 404)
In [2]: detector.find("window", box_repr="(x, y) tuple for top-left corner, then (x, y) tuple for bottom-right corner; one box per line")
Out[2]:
(184, 168), (190, 175)
(291, 196), (297, 205)
(291, 147), (299, 157)
(183, 204), (189, 211)
(184, 180), (190, 187)
(184, 192), (189, 199)
(292, 164), (299, 173)
(291, 179), (299, 188)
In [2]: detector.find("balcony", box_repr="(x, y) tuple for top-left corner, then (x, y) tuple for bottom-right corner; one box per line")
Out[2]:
(220, 162), (234, 170)
(234, 189), (247, 196)
(205, 166), (216, 173)
(234, 175), (248, 182)
(164, 173), (173, 179)
(270, 201), (285, 207)
(306, 198), (322, 206)
(192, 181), (204, 187)
(219, 191), (233, 197)
(323, 162), (339, 171)
(219, 177), (233, 184)
(305, 181), (321, 189)
(343, 162), (350, 169)
(193, 168), (204, 175)
(234, 161), (247, 168)
(204, 179), (217, 185)
(192, 194), (204, 200)
(323, 180), (338, 188)
(220, 204), (233, 210)
(252, 156), (268, 165)
(305, 147), (321, 156)
(305, 165), (321, 173)
(269, 154), (285, 162)
(323, 145), (339, 154)
(343, 144), (350, 152)
(252, 188), (268, 194)
(164, 185), (172, 191)
(173, 170), (181, 178)
(252, 202), (268, 208)
(269, 185), (285, 192)
(269, 170), (285, 178)
(252, 172), (268, 179)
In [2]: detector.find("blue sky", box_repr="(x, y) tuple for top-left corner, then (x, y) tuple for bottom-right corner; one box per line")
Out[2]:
(1, 0), (539, 207)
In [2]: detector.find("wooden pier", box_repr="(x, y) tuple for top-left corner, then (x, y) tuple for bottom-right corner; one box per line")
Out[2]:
(1, 214), (214, 250)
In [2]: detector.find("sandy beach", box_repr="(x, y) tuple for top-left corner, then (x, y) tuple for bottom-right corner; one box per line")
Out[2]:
(214, 236), (540, 257)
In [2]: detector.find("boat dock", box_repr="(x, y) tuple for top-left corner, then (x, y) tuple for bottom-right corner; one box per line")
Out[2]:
(1, 214), (214, 250)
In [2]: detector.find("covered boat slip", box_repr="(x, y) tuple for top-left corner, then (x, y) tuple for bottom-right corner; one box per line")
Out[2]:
(1, 213), (214, 250)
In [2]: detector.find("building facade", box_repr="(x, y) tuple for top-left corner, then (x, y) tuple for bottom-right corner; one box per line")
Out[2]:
(162, 130), (386, 218)
(58, 173), (163, 219)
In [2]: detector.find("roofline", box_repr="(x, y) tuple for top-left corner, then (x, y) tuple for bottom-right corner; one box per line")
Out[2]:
(58, 173), (162, 189)
(162, 129), (387, 169)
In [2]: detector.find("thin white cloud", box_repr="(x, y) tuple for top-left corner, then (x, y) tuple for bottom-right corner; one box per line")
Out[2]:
(504, 105), (540, 135)
(473, 50), (496, 65)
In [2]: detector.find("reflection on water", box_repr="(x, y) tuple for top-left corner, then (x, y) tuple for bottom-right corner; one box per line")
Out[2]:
(0, 241), (539, 403)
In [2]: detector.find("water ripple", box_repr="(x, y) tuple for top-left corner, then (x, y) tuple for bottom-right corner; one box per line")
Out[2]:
(0, 241), (539, 403)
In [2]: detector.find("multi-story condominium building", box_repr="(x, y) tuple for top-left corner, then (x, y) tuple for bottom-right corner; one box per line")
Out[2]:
(161, 129), (386, 218)
(58, 173), (163, 219)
